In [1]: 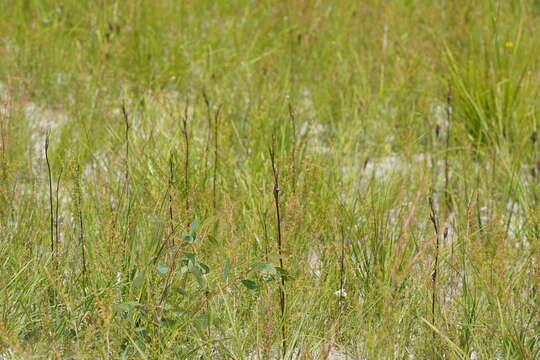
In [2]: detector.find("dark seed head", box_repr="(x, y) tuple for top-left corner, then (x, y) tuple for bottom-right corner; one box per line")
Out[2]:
(531, 131), (538, 144)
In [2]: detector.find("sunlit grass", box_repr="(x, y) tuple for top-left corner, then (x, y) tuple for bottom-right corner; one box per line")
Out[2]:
(0, 1), (538, 359)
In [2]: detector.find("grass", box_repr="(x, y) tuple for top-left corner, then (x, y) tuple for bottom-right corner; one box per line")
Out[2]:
(0, 0), (538, 359)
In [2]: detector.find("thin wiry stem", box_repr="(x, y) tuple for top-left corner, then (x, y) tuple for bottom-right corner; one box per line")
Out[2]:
(445, 87), (452, 215)
(45, 134), (54, 256)
(45, 134), (58, 305)
(182, 97), (190, 213)
(156, 223), (186, 312)
(54, 165), (64, 259)
(476, 174), (483, 233)
(213, 105), (221, 211)
(168, 152), (175, 237)
(203, 91), (212, 174)
(269, 145), (286, 358)
(338, 226), (347, 306)
(121, 103), (130, 188)
(428, 197), (441, 330)
(121, 103), (133, 250)
(75, 164), (87, 291)
(531, 130), (538, 206)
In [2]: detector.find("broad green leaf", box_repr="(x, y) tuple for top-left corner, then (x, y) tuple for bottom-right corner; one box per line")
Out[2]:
(190, 218), (199, 234)
(252, 262), (277, 276)
(251, 262), (272, 270)
(115, 302), (141, 313)
(133, 270), (145, 288)
(198, 262), (210, 274)
(241, 279), (260, 290)
(223, 258), (231, 281)
(188, 260), (202, 276)
(157, 263), (168, 274)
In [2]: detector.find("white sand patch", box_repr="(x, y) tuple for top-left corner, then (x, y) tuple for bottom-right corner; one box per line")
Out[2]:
(25, 102), (68, 157)
(0, 82), (69, 169)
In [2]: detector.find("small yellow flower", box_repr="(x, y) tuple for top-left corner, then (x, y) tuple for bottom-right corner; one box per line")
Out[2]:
(504, 41), (513, 48)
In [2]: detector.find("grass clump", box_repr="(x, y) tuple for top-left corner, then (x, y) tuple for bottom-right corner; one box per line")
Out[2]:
(445, 2), (537, 147)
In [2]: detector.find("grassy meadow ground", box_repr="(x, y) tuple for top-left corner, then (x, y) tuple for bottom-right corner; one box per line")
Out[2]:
(0, 0), (539, 359)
